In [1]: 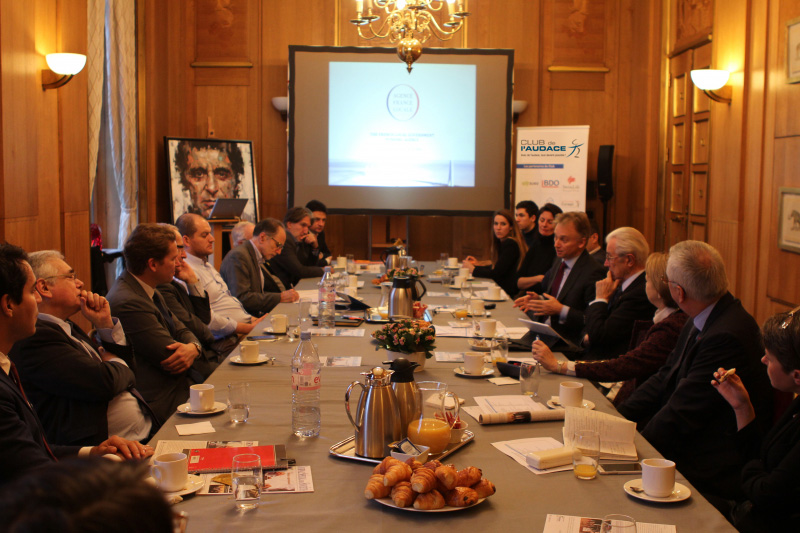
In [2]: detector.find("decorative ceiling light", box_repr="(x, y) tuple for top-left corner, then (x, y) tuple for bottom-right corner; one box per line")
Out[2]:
(350, 0), (471, 73)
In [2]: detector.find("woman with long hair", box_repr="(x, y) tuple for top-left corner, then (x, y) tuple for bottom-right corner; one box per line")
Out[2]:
(463, 209), (527, 298)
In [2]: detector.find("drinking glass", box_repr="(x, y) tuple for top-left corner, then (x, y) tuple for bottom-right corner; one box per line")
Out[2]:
(573, 430), (600, 480)
(600, 515), (637, 533)
(520, 361), (540, 397)
(232, 454), (262, 509)
(460, 279), (473, 299)
(490, 334), (508, 365)
(454, 297), (470, 322)
(438, 253), (448, 271)
(441, 269), (453, 288)
(471, 309), (487, 336)
(346, 254), (356, 274)
(299, 297), (312, 322)
(227, 382), (250, 424)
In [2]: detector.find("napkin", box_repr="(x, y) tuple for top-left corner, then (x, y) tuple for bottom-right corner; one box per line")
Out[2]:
(176, 421), (215, 436)
(488, 377), (519, 386)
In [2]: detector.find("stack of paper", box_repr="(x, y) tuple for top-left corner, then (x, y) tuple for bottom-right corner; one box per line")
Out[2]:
(562, 407), (638, 460)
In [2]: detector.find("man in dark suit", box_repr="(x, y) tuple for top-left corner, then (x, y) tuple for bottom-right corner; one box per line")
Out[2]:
(0, 244), (151, 483)
(515, 200), (539, 249)
(306, 199), (332, 264)
(514, 212), (606, 351)
(586, 218), (606, 267)
(618, 240), (773, 501)
(220, 217), (294, 317)
(270, 207), (325, 288)
(10, 251), (157, 446)
(582, 227), (656, 360)
(107, 224), (204, 422)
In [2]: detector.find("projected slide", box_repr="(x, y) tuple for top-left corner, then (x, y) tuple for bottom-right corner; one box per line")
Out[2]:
(329, 62), (476, 187)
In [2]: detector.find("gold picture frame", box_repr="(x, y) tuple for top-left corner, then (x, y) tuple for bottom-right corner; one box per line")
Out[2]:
(778, 187), (800, 253)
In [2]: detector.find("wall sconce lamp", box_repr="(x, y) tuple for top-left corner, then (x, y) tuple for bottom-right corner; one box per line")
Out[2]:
(272, 96), (288, 120)
(690, 69), (732, 104)
(512, 100), (528, 123)
(42, 53), (87, 90)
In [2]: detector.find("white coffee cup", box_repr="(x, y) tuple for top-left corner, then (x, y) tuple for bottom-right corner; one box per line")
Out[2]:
(458, 267), (469, 278)
(453, 275), (466, 287)
(470, 299), (485, 314)
(488, 286), (502, 300)
(641, 458), (676, 498)
(269, 313), (288, 334)
(348, 275), (359, 287)
(447, 257), (459, 267)
(559, 381), (584, 408)
(336, 256), (347, 268)
(151, 452), (188, 492)
(239, 340), (259, 363)
(463, 352), (485, 375)
(190, 384), (215, 412)
(478, 319), (497, 337)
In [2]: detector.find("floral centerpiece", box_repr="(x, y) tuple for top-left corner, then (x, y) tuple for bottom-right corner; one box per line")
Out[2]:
(372, 267), (420, 286)
(372, 319), (436, 360)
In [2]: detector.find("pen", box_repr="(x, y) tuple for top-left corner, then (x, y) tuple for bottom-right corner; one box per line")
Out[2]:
(717, 368), (736, 384)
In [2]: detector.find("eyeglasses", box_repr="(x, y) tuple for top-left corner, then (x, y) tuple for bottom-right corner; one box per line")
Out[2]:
(780, 305), (800, 329)
(43, 273), (76, 282)
(271, 237), (285, 250)
(661, 276), (682, 289)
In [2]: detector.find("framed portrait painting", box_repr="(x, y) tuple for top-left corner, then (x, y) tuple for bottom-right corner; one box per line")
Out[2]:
(778, 187), (800, 254)
(787, 16), (800, 84)
(165, 137), (259, 223)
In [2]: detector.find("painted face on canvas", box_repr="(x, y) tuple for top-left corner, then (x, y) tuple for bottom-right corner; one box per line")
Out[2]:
(182, 147), (238, 218)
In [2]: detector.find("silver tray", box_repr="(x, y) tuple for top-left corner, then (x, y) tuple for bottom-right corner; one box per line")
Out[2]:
(329, 430), (474, 465)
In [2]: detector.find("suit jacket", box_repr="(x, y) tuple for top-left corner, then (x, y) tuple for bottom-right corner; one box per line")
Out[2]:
(220, 243), (281, 317)
(588, 247), (607, 267)
(157, 280), (219, 377)
(269, 232), (324, 288)
(582, 272), (656, 360)
(472, 238), (521, 298)
(107, 271), (199, 422)
(8, 319), (135, 446)
(299, 238), (327, 267)
(734, 397), (800, 530)
(617, 292), (773, 499)
(0, 368), (79, 483)
(534, 250), (606, 346)
(316, 230), (331, 260)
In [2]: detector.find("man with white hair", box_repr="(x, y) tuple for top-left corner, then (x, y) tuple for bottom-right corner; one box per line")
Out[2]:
(617, 240), (773, 501)
(230, 221), (254, 249)
(581, 227), (655, 360)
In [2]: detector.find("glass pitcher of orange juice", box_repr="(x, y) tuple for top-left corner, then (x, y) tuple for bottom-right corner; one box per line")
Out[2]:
(407, 381), (460, 454)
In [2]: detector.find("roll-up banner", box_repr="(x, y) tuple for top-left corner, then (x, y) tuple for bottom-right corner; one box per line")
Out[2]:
(514, 126), (590, 212)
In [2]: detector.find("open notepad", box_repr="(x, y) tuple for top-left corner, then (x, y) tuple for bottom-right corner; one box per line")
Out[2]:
(562, 407), (638, 460)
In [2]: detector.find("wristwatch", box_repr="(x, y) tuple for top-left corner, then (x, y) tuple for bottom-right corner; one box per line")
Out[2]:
(191, 342), (202, 355)
(557, 361), (565, 374)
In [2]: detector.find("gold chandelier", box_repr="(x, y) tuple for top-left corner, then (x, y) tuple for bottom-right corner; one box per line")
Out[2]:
(350, 0), (471, 72)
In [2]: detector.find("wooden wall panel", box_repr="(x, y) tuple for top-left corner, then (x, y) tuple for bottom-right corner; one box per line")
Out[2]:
(766, 136), (800, 305)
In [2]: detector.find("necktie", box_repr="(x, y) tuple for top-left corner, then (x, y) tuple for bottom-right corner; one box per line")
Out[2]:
(549, 261), (567, 297)
(262, 261), (286, 292)
(152, 291), (176, 334)
(608, 286), (621, 309)
(9, 362), (57, 461)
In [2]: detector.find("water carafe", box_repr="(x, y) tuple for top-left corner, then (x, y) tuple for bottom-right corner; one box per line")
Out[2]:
(344, 367), (401, 458)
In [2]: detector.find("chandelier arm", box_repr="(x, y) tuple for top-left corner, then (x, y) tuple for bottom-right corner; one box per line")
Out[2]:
(426, 15), (462, 40)
(360, 15), (394, 40)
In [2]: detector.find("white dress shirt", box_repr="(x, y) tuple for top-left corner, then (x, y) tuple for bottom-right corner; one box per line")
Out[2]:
(184, 252), (252, 337)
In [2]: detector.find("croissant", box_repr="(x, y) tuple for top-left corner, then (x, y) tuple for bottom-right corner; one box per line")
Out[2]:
(434, 464), (457, 490)
(391, 481), (417, 508)
(413, 489), (446, 510)
(364, 474), (391, 499)
(410, 467), (437, 493)
(472, 479), (496, 498)
(405, 457), (424, 471)
(456, 466), (482, 487)
(373, 457), (403, 475)
(383, 462), (412, 487)
(422, 460), (442, 471)
(444, 487), (479, 507)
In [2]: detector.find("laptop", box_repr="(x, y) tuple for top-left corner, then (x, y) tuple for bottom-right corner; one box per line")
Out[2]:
(206, 198), (249, 220)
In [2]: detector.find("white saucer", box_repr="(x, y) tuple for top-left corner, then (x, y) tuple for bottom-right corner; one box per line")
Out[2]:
(230, 354), (270, 365)
(623, 479), (691, 503)
(176, 401), (227, 415)
(163, 474), (205, 497)
(546, 397), (595, 410)
(454, 366), (495, 378)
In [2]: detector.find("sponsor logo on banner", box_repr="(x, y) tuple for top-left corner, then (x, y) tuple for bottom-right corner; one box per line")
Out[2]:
(386, 84), (420, 121)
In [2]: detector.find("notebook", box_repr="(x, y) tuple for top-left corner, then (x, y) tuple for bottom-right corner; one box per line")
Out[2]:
(187, 444), (288, 474)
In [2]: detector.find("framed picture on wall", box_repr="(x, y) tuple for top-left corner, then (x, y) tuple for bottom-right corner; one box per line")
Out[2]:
(778, 187), (800, 253)
(787, 16), (800, 84)
(165, 137), (259, 223)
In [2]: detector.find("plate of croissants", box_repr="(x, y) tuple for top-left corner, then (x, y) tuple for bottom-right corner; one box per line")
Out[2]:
(364, 456), (496, 512)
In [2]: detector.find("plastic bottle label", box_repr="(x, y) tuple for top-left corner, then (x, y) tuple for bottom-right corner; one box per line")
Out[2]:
(292, 367), (321, 391)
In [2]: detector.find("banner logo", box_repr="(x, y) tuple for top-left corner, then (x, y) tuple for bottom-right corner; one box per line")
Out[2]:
(386, 84), (419, 121)
(567, 139), (584, 158)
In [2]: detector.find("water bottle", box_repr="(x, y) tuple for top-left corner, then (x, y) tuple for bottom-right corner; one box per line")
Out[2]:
(292, 331), (321, 437)
(318, 266), (336, 329)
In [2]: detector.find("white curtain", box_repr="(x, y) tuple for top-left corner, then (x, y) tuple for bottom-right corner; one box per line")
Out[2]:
(88, 0), (138, 275)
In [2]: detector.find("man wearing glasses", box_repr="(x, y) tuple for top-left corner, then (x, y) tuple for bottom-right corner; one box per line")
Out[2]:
(220, 217), (300, 317)
(581, 227), (655, 360)
(617, 240), (773, 503)
(10, 250), (158, 445)
(270, 207), (326, 289)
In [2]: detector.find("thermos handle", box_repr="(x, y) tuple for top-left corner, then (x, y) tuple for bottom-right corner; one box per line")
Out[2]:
(344, 381), (365, 430)
(415, 278), (427, 300)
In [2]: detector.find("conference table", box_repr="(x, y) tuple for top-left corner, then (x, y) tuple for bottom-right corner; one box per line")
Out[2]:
(154, 264), (736, 532)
